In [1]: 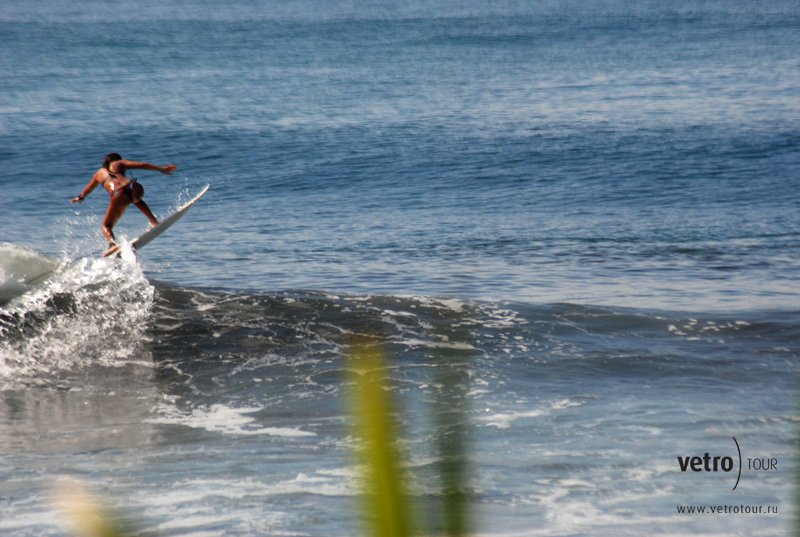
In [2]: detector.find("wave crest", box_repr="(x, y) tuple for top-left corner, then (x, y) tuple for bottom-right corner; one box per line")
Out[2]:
(0, 248), (155, 386)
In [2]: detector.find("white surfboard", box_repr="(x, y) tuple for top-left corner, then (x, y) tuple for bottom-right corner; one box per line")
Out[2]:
(104, 184), (210, 257)
(13, 185), (210, 291)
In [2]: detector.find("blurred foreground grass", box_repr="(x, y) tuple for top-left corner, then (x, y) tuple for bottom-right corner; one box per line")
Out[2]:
(57, 339), (471, 537)
(53, 481), (131, 537)
(348, 341), (415, 537)
(348, 337), (471, 537)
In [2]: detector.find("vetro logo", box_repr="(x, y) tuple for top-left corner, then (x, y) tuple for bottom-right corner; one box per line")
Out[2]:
(677, 437), (743, 490)
(677, 453), (734, 472)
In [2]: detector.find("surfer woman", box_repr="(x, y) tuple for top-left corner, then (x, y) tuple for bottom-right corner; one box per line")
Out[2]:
(71, 153), (177, 247)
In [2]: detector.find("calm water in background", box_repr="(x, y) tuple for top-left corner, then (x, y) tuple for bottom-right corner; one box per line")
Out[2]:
(1, 1), (799, 535)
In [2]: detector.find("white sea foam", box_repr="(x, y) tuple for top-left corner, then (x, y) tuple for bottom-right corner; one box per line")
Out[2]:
(550, 399), (584, 410)
(148, 403), (317, 437)
(138, 474), (355, 518)
(479, 409), (546, 429)
(0, 252), (154, 384)
(397, 338), (475, 350)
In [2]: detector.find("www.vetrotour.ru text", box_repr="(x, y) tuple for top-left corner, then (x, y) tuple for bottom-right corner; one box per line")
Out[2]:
(677, 505), (778, 514)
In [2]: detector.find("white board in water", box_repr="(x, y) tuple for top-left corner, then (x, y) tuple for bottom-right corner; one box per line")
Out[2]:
(105, 184), (210, 257)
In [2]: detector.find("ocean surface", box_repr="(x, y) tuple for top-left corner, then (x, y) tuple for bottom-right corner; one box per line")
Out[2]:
(1, 0), (799, 535)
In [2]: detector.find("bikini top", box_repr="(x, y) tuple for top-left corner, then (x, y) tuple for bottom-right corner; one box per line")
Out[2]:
(102, 173), (116, 185)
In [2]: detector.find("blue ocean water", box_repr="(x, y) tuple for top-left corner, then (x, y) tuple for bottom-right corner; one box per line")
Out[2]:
(1, 1), (799, 535)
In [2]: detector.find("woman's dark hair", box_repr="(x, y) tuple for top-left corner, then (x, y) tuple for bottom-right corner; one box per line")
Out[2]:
(103, 152), (123, 170)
